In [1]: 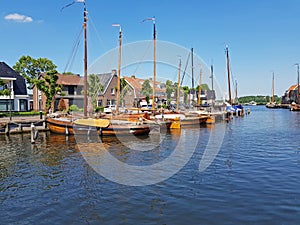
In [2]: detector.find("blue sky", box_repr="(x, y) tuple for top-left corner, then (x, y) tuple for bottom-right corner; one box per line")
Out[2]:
(1, 0), (300, 98)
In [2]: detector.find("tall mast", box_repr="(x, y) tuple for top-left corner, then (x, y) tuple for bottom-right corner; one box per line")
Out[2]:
(271, 72), (274, 103)
(226, 45), (232, 105)
(176, 58), (181, 112)
(198, 67), (202, 106)
(83, 1), (88, 117)
(152, 19), (156, 110)
(210, 64), (214, 92)
(191, 48), (194, 104)
(296, 63), (300, 104)
(113, 24), (122, 114)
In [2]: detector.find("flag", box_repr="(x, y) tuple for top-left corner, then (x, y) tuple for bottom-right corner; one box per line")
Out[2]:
(141, 17), (155, 23)
(61, 0), (85, 11)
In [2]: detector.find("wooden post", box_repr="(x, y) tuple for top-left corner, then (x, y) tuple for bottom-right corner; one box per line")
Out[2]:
(31, 123), (35, 144)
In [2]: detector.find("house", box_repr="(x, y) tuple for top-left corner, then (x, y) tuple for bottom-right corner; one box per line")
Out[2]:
(0, 62), (29, 112)
(123, 75), (167, 107)
(33, 73), (84, 111)
(281, 84), (299, 104)
(96, 70), (118, 107)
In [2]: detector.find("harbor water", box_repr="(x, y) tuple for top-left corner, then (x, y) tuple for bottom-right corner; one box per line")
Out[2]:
(0, 106), (300, 225)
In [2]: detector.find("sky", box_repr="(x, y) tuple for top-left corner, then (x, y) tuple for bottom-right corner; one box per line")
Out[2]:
(1, 0), (300, 99)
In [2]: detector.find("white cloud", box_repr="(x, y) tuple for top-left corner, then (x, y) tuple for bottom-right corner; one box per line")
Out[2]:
(4, 13), (33, 23)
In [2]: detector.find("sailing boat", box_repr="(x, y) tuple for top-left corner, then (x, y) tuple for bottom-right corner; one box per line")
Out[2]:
(266, 72), (279, 108)
(224, 45), (244, 116)
(154, 54), (210, 127)
(46, 1), (150, 136)
(290, 63), (300, 111)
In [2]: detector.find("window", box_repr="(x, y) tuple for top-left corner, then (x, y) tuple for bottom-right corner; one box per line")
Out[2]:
(98, 100), (103, 107)
(111, 88), (115, 95)
(19, 99), (28, 111)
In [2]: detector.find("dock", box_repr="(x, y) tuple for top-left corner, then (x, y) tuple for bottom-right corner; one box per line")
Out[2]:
(0, 115), (48, 135)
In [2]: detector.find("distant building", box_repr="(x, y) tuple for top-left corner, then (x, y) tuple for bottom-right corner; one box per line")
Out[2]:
(0, 62), (29, 112)
(281, 84), (299, 104)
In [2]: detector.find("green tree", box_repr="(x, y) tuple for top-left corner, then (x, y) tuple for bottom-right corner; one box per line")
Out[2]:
(120, 78), (130, 107)
(34, 70), (62, 110)
(88, 74), (103, 109)
(141, 79), (152, 99)
(165, 80), (175, 104)
(182, 86), (189, 104)
(13, 55), (57, 89)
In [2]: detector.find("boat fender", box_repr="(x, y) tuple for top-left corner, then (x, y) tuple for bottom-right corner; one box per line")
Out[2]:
(34, 130), (39, 140)
(65, 126), (69, 135)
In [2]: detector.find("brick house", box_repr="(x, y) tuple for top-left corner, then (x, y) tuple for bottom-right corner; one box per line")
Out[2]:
(281, 84), (299, 104)
(0, 62), (29, 111)
(96, 70), (118, 107)
(33, 73), (84, 112)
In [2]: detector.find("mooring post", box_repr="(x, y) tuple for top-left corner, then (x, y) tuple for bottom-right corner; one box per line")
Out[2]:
(5, 122), (9, 135)
(31, 123), (35, 144)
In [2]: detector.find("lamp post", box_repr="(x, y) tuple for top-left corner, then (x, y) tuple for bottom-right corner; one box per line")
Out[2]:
(9, 81), (12, 121)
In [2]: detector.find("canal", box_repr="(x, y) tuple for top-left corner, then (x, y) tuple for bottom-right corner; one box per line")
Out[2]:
(0, 106), (300, 225)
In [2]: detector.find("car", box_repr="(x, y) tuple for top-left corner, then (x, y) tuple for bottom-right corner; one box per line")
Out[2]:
(104, 105), (116, 113)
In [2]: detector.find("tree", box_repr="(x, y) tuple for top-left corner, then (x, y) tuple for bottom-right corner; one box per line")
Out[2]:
(34, 70), (62, 110)
(120, 78), (130, 107)
(13, 55), (57, 89)
(166, 80), (175, 105)
(88, 74), (103, 109)
(141, 79), (152, 99)
(182, 86), (189, 104)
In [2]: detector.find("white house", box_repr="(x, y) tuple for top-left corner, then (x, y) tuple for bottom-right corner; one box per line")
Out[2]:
(0, 62), (30, 111)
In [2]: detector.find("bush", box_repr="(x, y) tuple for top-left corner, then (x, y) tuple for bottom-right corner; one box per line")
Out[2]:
(68, 104), (80, 112)
(95, 106), (104, 113)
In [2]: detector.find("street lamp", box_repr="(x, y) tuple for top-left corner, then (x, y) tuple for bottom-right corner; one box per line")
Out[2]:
(9, 81), (12, 121)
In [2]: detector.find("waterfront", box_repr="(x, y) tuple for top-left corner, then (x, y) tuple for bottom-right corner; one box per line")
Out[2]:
(0, 106), (300, 225)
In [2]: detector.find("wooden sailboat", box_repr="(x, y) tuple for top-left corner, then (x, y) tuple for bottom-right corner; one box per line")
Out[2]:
(290, 63), (300, 111)
(154, 56), (210, 128)
(266, 72), (279, 108)
(224, 45), (244, 116)
(46, 2), (150, 136)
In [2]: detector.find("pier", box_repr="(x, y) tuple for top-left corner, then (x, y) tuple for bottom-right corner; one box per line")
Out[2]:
(0, 115), (48, 135)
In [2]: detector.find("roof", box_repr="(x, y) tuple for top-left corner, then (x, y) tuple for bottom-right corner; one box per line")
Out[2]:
(287, 84), (299, 92)
(124, 75), (166, 97)
(97, 71), (116, 95)
(0, 62), (27, 95)
(56, 74), (83, 86)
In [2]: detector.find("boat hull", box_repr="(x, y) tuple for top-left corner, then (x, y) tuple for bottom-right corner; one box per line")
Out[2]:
(46, 117), (150, 136)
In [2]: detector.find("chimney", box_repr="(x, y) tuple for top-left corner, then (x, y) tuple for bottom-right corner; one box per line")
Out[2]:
(112, 69), (117, 75)
(131, 75), (135, 79)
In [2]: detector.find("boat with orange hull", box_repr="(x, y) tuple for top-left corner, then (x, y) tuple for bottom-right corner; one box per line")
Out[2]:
(46, 116), (150, 136)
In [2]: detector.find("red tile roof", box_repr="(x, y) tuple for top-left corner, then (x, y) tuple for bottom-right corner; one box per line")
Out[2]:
(288, 84), (299, 92)
(56, 74), (83, 86)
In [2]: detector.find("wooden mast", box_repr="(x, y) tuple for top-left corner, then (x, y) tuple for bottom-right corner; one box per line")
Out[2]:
(83, 1), (88, 117)
(226, 45), (232, 105)
(176, 58), (181, 112)
(152, 19), (156, 110)
(191, 48), (194, 105)
(113, 24), (122, 114)
(271, 72), (275, 103)
(296, 63), (300, 104)
(198, 66), (202, 106)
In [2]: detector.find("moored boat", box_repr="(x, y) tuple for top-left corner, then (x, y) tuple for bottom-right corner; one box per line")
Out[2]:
(46, 115), (150, 136)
